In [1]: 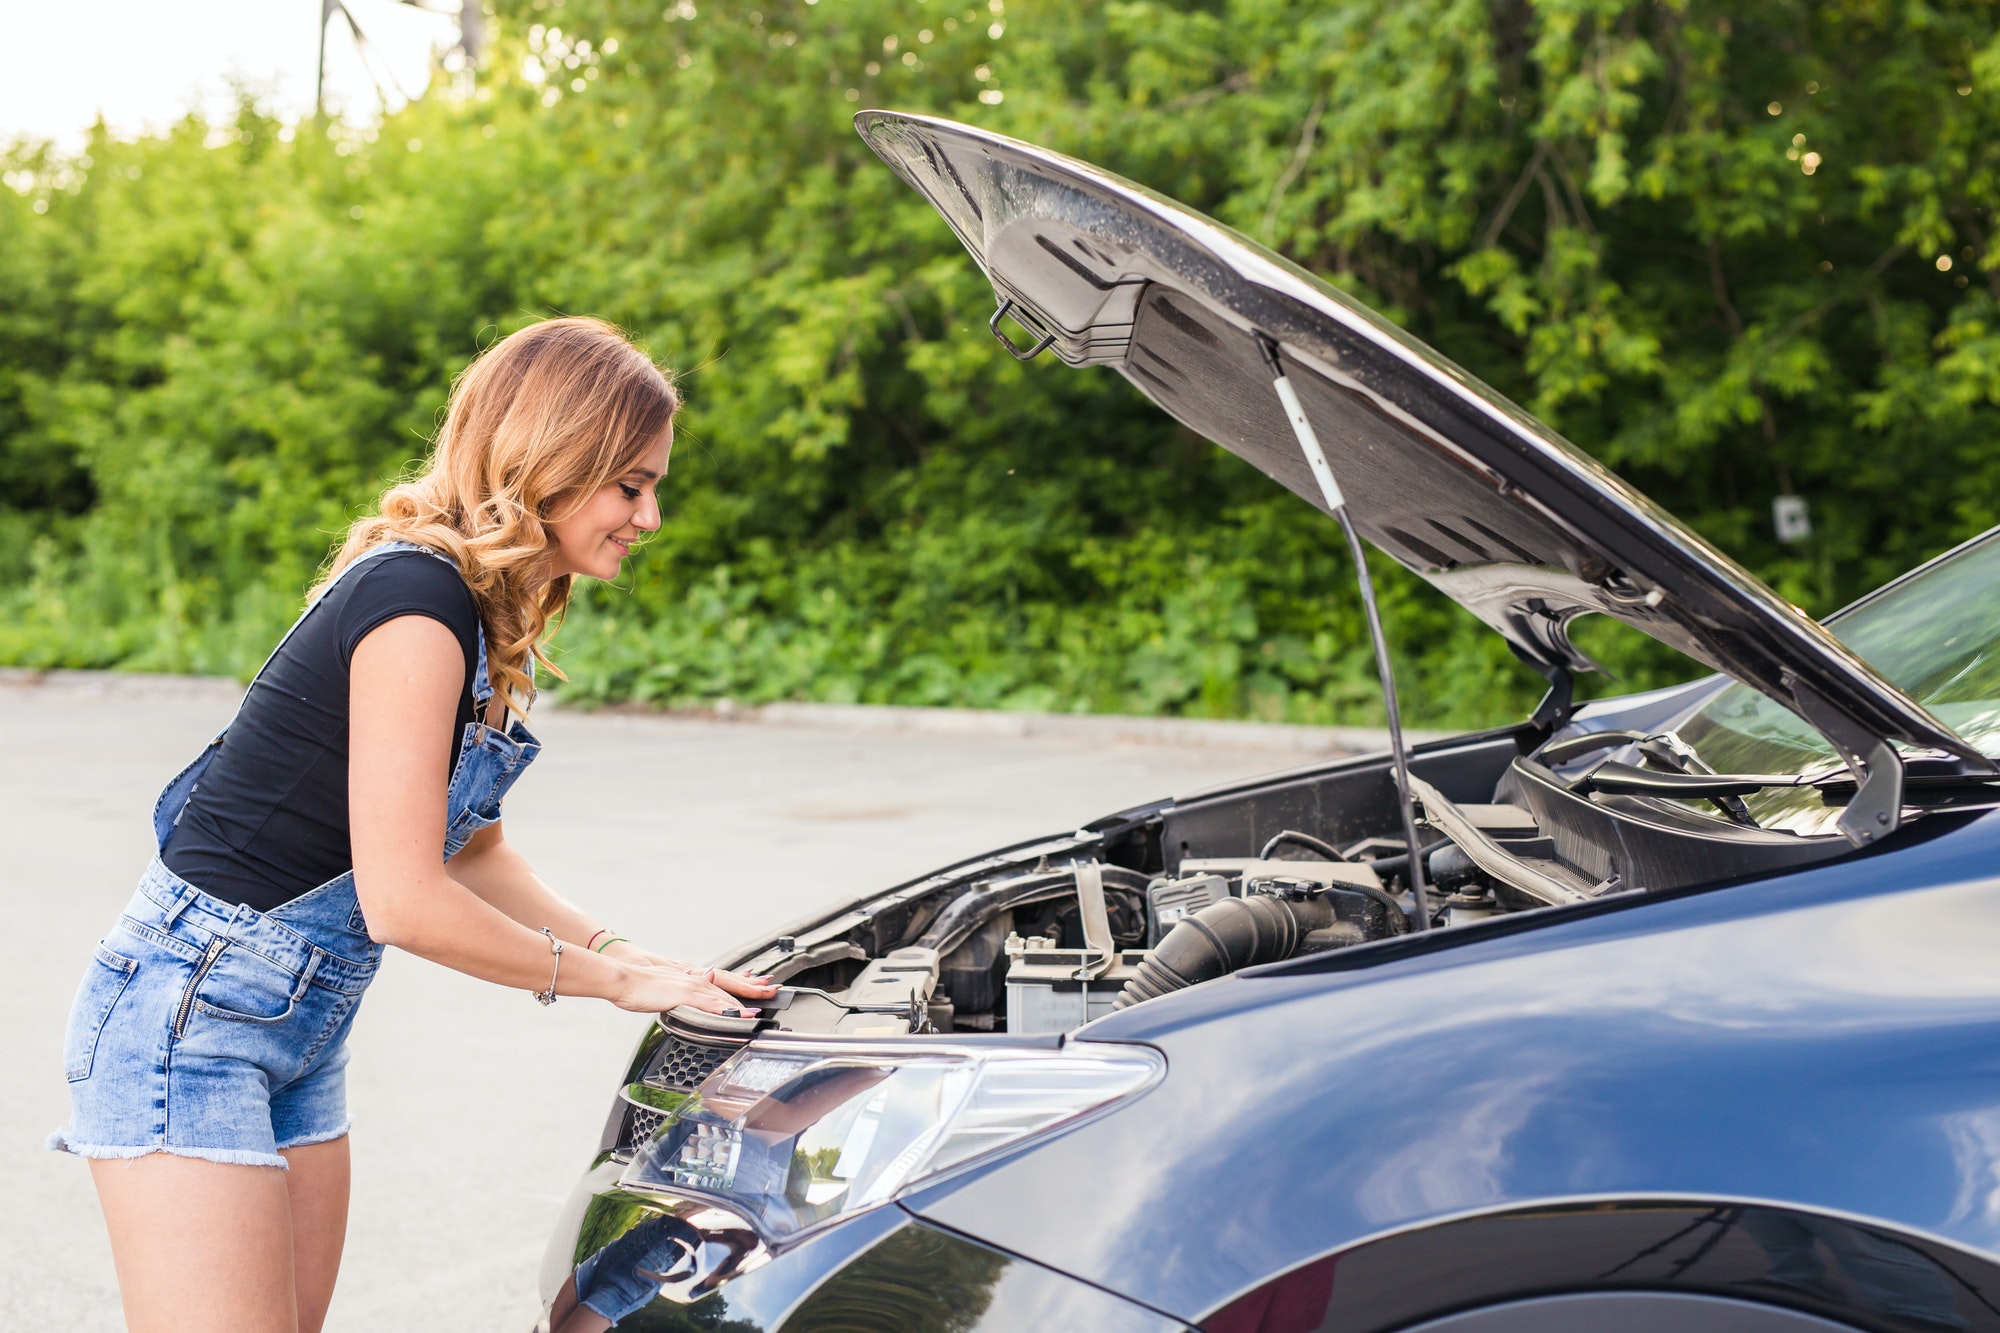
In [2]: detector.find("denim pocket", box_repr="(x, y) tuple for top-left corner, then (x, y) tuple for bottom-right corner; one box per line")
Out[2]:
(65, 944), (137, 1082)
(191, 943), (307, 1026)
(444, 807), (497, 858)
(446, 806), (489, 840)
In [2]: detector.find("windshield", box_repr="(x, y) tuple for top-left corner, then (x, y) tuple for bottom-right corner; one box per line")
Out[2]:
(1667, 529), (2000, 834)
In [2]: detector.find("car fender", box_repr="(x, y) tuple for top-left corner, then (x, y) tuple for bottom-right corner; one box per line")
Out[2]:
(899, 808), (2000, 1323)
(1195, 1197), (2000, 1332)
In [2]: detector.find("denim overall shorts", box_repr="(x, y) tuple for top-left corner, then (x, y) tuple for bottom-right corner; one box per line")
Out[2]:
(49, 542), (541, 1168)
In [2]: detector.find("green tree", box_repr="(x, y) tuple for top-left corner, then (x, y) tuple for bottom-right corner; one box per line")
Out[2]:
(5, 0), (2000, 728)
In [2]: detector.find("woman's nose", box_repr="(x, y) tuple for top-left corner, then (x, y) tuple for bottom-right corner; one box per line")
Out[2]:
(636, 490), (662, 532)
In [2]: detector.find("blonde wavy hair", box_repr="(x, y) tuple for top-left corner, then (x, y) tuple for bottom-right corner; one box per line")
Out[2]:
(315, 316), (679, 719)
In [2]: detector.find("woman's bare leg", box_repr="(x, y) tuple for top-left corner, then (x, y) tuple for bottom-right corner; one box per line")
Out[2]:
(551, 1275), (613, 1333)
(91, 1154), (298, 1333)
(282, 1137), (351, 1333)
(554, 1306), (614, 1333)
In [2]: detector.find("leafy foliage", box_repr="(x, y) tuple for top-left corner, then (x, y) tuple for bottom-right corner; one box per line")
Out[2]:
(5, 0), (2000, 727)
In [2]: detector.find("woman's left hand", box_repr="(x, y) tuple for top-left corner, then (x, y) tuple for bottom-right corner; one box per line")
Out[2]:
(700, 966), (780, 1001)
(601, 940), (686, 971)
(604, 941), (777, 1001)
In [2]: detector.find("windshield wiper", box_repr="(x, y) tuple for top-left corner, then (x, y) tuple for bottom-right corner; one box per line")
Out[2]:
(1577, 757), (2000, 801)
(1536, 730), (1761, 824)
(1631, 733), (1760, 825)
(1576, 762), (1806, 799)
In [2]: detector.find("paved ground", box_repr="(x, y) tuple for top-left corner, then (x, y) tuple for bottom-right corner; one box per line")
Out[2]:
(0, 677), (1294, 1330)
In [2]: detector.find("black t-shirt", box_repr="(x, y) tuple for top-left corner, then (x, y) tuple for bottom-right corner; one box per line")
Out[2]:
(162, 550), (481, 912)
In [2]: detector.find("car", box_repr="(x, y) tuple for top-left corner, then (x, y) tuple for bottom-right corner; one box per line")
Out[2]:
(532, 110), (2000, 1333)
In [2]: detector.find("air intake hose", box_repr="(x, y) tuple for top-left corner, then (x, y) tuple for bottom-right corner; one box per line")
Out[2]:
(1113, 892), (1335, 1009)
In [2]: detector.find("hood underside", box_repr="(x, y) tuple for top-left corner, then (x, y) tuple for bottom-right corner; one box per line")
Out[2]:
(855, 110), (1977, 762)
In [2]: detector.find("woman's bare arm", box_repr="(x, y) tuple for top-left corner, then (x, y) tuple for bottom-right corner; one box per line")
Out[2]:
(445, 826), (599, 944)
(348, 615), (738, 1013)
(446, 825), (775, 999)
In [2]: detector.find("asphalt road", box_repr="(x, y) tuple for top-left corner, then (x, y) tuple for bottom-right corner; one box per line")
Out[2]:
(0, 676), (1289, 1330)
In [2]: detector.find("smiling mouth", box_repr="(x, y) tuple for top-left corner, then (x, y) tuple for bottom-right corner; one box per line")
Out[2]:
(609, 535), (634, 554)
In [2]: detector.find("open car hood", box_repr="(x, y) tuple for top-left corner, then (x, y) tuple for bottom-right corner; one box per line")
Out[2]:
(856, 110), (1982, 764)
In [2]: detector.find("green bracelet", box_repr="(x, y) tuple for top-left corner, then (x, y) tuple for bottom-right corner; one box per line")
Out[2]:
(594, 935), (630, 953)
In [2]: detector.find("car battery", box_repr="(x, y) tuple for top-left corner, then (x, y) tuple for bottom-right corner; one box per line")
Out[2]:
(1003, 938), (1146, 1034)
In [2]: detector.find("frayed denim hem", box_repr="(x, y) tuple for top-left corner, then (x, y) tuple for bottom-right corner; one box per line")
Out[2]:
(275, 1122), (351, 1152)
(46, 1131), (288, 1170)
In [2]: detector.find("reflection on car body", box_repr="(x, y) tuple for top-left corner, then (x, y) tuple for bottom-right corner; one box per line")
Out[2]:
(531, 112), (2000, 1333)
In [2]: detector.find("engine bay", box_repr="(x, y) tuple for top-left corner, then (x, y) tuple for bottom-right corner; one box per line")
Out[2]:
(601, 717), (1887, 1161)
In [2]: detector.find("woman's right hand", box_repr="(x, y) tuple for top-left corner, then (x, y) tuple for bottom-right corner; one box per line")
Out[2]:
(611, 963), (741, 1016)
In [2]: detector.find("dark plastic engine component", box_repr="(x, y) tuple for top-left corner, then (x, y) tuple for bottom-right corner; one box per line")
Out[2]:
(938, 914), (1011, 1015)
(915, 874), (1077, 955)
(1358, 837), (1451, 888)
(915, 867), (1149, 956)
(1260, 829), (1350, 862)
(1428, 842), (1482, 890)
(1145, 873), (1230, 946)
(1280, 873), (1413, 937)
(1299, 922), (1366, 953)
(1114, 889), (1338, 1009)
(1034, 887), (1147, 952)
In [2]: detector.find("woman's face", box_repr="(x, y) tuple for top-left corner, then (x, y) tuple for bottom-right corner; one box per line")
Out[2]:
(548, 430), (671, 582)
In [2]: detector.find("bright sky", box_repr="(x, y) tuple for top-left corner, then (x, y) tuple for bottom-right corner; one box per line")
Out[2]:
(0, 1), (464, 149)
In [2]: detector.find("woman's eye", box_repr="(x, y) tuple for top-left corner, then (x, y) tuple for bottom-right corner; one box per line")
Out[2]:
(618, 484), (642, 500)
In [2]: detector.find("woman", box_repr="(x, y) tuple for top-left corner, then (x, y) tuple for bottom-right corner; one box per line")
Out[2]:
(49, 316), (775, 1333)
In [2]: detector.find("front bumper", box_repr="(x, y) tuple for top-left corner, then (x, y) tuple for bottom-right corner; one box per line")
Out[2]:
(536, 1163), (1190, 1331)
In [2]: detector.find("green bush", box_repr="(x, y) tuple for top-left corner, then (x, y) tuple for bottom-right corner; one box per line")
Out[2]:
(6, 0), (2000, 728)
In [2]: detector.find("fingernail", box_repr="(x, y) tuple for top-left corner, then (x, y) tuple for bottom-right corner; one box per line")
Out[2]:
(722, 1007), (742, 1018)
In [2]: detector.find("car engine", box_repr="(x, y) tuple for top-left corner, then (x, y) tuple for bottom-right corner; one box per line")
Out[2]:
(602, 755), (1565, 1160)
(598, 718), (1864, 1162)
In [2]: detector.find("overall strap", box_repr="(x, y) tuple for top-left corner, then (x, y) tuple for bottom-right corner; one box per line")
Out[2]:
(291, 541), (506, 727)
(472, 598), (547, 728)
(330, 542), (504, 725)
(473, 622), (493, 711)
(473, 625), (537, 730)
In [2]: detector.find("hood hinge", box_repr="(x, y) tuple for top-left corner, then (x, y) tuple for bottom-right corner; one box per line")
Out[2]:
(1784, 672), (1904, 848)
(1510, 644), (1576, 751)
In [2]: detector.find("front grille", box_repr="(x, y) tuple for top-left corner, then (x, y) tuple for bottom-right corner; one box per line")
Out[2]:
(622, 1104), (666, 1150)
(612, 1029), (750, 1160)
(608, 1012), (752, 1160)
(644, 1032), (741, 1092)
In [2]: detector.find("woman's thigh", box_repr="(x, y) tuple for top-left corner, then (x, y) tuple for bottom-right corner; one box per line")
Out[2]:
(90, 1153), (297, 1333)
(282, 1136), (351, 1333)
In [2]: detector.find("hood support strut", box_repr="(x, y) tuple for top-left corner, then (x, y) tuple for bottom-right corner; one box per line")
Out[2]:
(1259, 334), (1431, 931)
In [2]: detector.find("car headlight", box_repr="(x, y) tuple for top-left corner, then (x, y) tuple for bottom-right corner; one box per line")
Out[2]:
(618, 1039), (1162, 1241)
